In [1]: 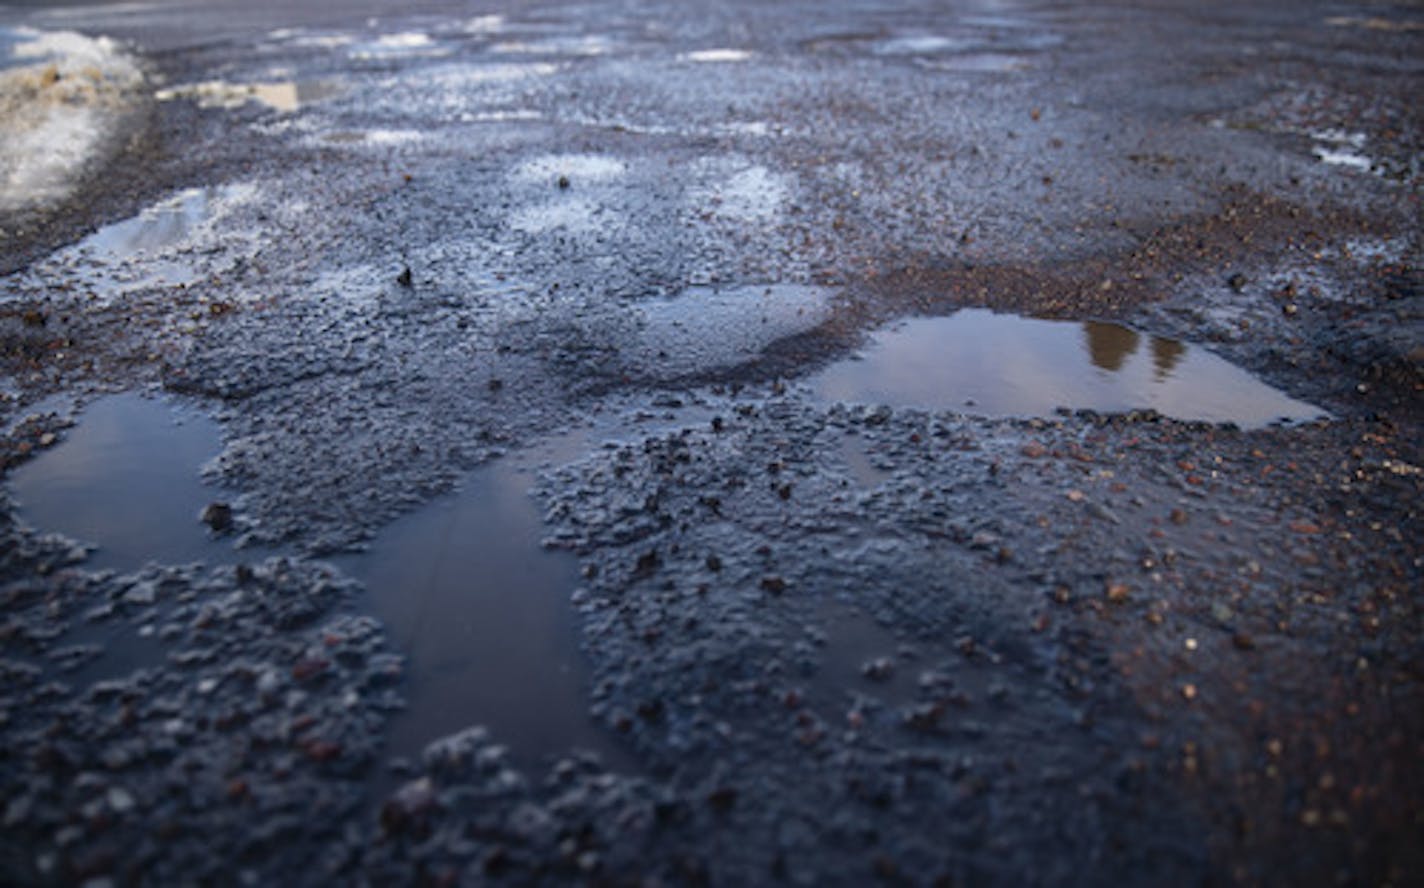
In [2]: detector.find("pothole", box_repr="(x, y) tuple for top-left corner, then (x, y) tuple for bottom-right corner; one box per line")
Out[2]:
(810, 309), (1326, 428)
(8, 392), (244, 572)
(16, 183), (256, 302)
(156, 79), (342, 113)
(339, 427), (632, 773)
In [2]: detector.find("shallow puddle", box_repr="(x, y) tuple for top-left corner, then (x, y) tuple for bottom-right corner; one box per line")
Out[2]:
(8, 393), (241, 572)
(80, 186), (224, 258)
(341, 430), (628, 771)
(811, 310), (1325, 427)
(156, 79), (340, 113)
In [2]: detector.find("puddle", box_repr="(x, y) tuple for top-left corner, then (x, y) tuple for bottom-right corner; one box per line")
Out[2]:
(350, 32), (449, 61)
(810, 310), (1325, 428)
(490, 35), (614, 57)
(8, 393), (242, 572)
(25, 183), (253, 300)
(156, 79), (340, 113)
(629, 284), (833, 380)
(918, 52), (1030, 73)
(79, 186), (227, 258)
(681, 48), (753, 63)
(341, 434), (629, 771)
(876, 35), (977, 55)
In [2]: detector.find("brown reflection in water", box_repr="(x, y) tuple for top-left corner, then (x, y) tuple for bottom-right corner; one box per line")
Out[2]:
(1083, 321), (1139, 372)
(1151, 337), (1186, 381)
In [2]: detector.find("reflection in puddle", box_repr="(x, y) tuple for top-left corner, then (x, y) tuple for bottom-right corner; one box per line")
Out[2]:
(342, 437), (628, 770)
(156, 79), (340, 113)
(35, 183), (252, 300)
(681, 48), (753, 63)
(811, 310), (1325, 427)
(630, 284), (832, 380)
(349, 32), (449, 61)
(918, 52), (1030, 73)
(8, 393), (240, 572)
(80, 186), (224, 258)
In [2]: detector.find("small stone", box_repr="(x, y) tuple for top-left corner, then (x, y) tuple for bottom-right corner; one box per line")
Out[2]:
(707, 786), (737, 811)
(861, 657), (894, 681)
(381, 777), (436, 835)
(760, 576), (787, 594)
(1227, 273), (1247, 292)
(557, 175), (570, 190)
(106, 787), (136, 813)
(1106, 583), (1131, 603)
(968, 529), (1000, 550)
(123, 581), (157, 605)
(396, 266), (413, 287)
(200, 502), (233, 533)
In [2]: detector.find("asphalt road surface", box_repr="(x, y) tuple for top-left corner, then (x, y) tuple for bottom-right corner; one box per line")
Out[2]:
(0, 0), (1419, 884)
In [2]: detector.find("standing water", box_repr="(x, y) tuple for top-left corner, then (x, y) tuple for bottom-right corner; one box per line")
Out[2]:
(811, 309), (1325, 427)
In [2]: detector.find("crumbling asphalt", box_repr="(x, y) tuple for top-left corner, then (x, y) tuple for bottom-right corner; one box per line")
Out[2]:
(0, 0), (1419, 884)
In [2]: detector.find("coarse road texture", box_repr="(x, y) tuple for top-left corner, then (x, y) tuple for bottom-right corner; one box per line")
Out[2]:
(0, 0), (1419, 885)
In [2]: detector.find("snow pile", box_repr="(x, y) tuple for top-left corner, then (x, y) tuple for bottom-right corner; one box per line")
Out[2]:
(0, 27), (145, 213)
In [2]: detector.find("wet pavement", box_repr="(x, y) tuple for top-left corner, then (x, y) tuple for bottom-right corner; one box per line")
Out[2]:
(0, 0), (1420, 884)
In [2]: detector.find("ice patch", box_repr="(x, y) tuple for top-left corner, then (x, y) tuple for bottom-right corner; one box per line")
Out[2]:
(0, 27), (144, 212)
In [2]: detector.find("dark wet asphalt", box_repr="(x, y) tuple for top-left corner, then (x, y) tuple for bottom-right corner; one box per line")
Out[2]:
(0, 0), (1419, 884)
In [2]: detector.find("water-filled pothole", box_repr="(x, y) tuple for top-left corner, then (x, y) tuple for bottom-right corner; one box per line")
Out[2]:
(156, 79), (341, 113)
(81, 187), (226, 258)
(810, 310), (1325, 428)
(339, 442), (629, 772)
(9, 393), (240, 572)
(34, 183), (253, 300)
